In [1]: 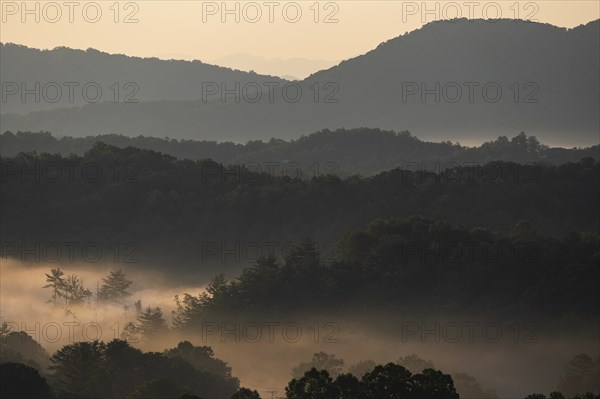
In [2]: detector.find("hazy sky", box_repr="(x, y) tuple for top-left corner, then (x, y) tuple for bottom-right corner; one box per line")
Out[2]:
(1, 1), (599, 77)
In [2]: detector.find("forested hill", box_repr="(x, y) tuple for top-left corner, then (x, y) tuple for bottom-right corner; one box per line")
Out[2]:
(0, 42), (283, 114)
(2, 129), (598, 177)
(2, 20), (599, 145)
(173, 216), (600, 323)
(1, 142), (597, 275)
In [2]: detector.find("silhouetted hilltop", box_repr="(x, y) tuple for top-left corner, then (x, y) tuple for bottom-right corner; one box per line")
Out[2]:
(1, 19), (598, 146)
(0, 43), (284, 114)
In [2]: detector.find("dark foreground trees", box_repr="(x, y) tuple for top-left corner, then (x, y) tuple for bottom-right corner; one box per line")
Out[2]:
(47, 339), (239, 399)
(525, 394), (600, 399)
(231, 387), (261, 399)
(2, 331), (598, 399)
(285, 364), (459, 399)
(0, 362), (53, 399)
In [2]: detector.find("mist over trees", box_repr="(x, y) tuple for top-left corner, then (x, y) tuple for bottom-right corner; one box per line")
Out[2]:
(0, 324), (50, 372)
(2, 325), (598, 398)
(168, 216), (599, 323)
(292, 352), (345, 379)
(1, 136), (598, 397)
(2, 130), (598, 177)
(1, 4), (599, 398)
(43, 268), (93, 307)
(556, 354), (600, 397)
(137, 307), (169, 338)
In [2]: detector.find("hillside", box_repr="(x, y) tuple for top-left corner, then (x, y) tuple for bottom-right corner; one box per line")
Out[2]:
(0, 43), (284, 114)
(1, 19), (598, 146)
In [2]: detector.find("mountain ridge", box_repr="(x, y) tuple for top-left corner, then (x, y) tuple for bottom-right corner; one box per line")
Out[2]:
(2, 18), (598, 146)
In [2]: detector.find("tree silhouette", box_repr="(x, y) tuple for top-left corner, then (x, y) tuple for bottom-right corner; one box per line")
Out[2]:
(98, 270), (133, 304)
(285, 238), (320, 269)
(43, 268), (65, 308)
(127, 378), (185, 399)
(0, 330), (50, 371)
(63, 274), (92, 305)
(362, 363), (414, 399)
(179, 394), (205, 399)
(231, 387), (261, 399)
(0, 362), (53, 399)
(412, 368), (459, 399)
(137, 306), (169, 338)
(49, 340), (113, 398)
(334, 373), (363, 399)
(165, 341), (232, 378)
(347, 360), (377, 379)
(120, 321), (142, 342)
(292, 352), (345, 379)
(286, 368), (338, 399)
(102, 339), (238, 398)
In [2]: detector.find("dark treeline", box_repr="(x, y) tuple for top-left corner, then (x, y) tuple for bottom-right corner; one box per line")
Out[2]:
(171, 216), (599, 323)
(1, 129), (599, 177)
(0, 326), (239, 399)
(1, 142), (598, 275)
(2, 326), (598, 398)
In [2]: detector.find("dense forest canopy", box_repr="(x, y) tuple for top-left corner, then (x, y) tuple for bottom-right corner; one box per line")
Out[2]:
(170, 216), (599, 323)
(1, 139), (598, 276)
